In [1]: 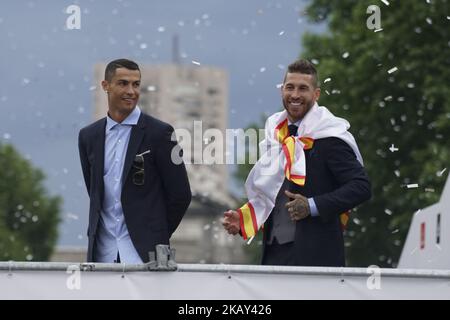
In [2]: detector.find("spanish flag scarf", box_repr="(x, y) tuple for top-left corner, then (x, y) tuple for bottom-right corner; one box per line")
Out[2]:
(237, 103), (364, 240)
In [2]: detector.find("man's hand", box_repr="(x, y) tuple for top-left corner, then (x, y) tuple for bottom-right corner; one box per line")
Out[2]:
(285, 190), (311, 221)
(222, 210), (240, 235)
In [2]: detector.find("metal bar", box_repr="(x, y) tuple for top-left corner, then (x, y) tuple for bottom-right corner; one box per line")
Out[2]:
(1, 261), (450, 279)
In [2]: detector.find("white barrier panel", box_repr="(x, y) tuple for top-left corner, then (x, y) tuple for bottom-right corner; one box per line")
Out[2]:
(399, 171), (450, 269)
(1, 262), (450, 299)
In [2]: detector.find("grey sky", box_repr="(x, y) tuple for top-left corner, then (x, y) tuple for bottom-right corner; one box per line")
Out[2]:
(0, 0), (324, 246)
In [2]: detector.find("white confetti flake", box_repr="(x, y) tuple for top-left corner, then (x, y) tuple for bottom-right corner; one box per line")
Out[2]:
(139, 43), (147, 49)
(381, 0), (390, 5)
(260, 67), (266, 72)
(67, 213), (79, 220)
(391, 229), (399, 234)
(279, 30), (285, 36)
(324, 77), (331, 83)
(276, 83), (283, 89)
(406, 184), (419, 189)
(426, 17), (432, 25)
(384, 209), (393, 215)
(157, 26), (165, 32)
(374, 28), (383, 32)
(246, 236), (255, 245)
(437, 168), (447, 177)
(342, 52), (349, 59)
(388, 67), (398, 74)
(425, 188), (435, 192)
(389, 144), (399, 152)
(89, 86), (96, 91)
(191, 60), (201, 66)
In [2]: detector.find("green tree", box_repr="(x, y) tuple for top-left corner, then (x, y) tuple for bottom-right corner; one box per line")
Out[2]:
(0, 143), (61, 261)
(301, 0), (450, 266)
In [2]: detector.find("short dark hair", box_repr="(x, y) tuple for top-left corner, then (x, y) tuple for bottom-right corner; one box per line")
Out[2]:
(104, 58), (140, 81)
(283, 59), (319, 88)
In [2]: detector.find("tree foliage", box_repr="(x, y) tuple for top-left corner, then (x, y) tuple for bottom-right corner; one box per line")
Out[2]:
(0, 143), (61, 261)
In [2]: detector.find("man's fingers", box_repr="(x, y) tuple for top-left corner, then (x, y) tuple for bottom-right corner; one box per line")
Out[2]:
(222, 209), (241, 235)
(284, 190), (298, 199)
(285, 199), (296, 209)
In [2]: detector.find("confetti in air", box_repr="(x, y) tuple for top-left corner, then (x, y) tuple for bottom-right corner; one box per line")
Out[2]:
(406, 184), (419, 189)
(389, 144), (399, 152)
(192, 60), (201, 66)
(388, 67), (398, 74)
(381, 0), (390, 5)
(437, 168), (447, 177)
(324, 78), (331, 83)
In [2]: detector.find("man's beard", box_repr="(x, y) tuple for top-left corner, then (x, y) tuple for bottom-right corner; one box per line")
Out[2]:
(282, 98), (314, 118)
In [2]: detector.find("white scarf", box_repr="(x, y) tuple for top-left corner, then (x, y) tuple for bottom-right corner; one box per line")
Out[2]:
(237, 103), (363, 239)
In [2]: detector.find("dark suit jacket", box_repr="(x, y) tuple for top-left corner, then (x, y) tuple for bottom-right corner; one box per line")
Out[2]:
(262, 137), (371, 267)
(78, 112), (191, 262)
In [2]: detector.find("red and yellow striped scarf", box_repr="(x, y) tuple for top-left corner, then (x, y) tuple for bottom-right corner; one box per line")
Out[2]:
(238, 117), (350, 239)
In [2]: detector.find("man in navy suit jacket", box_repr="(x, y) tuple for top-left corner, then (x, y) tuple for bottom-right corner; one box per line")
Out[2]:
(223, 59), (371, 267)
(78, 59), (191, 263)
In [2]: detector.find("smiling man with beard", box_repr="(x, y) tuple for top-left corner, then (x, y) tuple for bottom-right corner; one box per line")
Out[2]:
(223, 59), (371, 267)
(78, 59), (191, 264)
